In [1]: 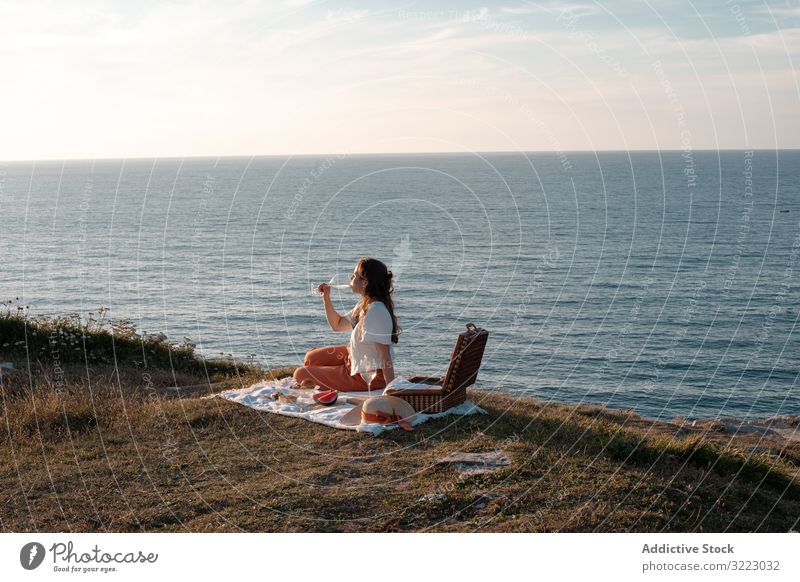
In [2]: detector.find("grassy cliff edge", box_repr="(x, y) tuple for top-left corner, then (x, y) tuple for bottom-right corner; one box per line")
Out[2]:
(1, 308), (798, 532)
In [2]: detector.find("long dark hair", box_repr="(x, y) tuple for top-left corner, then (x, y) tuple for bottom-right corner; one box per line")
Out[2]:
(352, 256), (400, 343)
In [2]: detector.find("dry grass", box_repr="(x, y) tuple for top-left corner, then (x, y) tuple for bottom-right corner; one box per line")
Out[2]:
(2, 359), (799, 533)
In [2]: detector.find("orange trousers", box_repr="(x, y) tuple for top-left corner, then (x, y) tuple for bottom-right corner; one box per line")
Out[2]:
(293, 344), (386, 392)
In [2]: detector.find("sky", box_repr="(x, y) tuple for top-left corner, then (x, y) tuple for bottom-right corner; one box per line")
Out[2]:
(0, 0), (798, 160)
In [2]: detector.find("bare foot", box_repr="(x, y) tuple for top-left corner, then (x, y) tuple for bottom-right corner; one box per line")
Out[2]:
(290, 380), (316, 390)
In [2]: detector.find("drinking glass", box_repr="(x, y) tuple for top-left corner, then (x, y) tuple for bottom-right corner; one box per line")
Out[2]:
(310, 274), (351, 295)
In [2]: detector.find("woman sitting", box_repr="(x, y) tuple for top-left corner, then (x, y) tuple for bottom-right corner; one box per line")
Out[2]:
(293, 256), (400, 392)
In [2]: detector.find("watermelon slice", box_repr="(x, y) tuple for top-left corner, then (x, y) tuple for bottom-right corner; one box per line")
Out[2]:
(312, 389), (339, 405)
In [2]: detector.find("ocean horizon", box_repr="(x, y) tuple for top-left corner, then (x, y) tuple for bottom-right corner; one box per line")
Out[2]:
(5, 147), (800, 164)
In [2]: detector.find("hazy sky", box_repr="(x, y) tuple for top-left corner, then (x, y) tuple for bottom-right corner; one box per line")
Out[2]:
(1, 0), (798, 160)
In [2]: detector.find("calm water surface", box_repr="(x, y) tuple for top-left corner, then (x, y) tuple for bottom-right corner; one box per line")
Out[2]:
(1, 151), (798, 420)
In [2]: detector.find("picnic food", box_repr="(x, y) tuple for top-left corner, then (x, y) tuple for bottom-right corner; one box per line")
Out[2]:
(312, 389), (339, 405)
(277, 392), (299, 404)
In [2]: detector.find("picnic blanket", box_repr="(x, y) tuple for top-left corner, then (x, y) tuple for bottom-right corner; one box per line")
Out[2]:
(212, 376), (486, 435)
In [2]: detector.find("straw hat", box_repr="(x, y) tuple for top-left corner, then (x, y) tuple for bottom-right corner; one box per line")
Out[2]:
(340, 395), (417, 431)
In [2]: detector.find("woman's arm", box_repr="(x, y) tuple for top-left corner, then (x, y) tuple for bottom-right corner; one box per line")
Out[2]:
(319, 284), (352, 332)
(374, 343), (395, 387)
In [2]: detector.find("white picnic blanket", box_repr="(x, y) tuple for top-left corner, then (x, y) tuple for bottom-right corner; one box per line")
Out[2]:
(212, 376), (486, 435)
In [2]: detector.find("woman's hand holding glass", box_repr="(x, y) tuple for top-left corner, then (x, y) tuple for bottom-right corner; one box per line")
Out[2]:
(311, 274), (350, 297)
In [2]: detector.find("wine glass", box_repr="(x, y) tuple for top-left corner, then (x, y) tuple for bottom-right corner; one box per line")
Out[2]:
(310, 274), (351, 295)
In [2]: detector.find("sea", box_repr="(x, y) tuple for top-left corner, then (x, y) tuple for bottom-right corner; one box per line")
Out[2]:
(1, 150), (798, 420)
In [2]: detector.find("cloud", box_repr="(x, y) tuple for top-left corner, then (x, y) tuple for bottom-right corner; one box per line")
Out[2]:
(0, 0), (797, 159)
(500, 1), (600, 17)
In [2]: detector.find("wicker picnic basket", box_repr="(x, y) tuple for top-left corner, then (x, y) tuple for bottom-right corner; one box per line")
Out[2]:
(384, 322), (489, 414)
